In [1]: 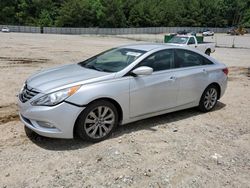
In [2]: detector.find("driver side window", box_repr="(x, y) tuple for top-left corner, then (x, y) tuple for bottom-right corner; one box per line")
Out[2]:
(139, 49), (174, 72)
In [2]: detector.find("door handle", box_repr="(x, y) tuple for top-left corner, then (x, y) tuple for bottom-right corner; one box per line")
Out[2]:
(170, 76), (177, 81)
(202, 69), (207, 74)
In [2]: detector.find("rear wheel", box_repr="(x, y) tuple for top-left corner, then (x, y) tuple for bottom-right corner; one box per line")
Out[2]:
(205, 49), (211, 56)
(199, 85), (218, 112)
(75, 100), (118, 142)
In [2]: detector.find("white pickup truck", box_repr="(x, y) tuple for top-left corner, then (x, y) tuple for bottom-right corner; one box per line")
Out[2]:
(166, 35), (215, 56)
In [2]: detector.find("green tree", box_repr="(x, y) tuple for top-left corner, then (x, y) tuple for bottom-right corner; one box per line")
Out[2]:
(242, 8), (250, 27)
(0, 0), (17, 24)
(0, 0), (250, 28)
(156, 0), (184, 26)
(128, 0), (159, 27)
(224, 0), (250, 26)
(38, 10), (54, 27)
(100, 0), (126, 27)
(56, 0), (94, 27)
(199, 0), (227, 27)
(91, 0), (105, 25)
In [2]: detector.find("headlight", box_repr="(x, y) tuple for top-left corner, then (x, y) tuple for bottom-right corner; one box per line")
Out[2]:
(31, 85), (81, 106)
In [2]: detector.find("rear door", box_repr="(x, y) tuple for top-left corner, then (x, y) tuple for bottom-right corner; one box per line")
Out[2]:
(129, 49), (180, 117)
(173, 49), (213, 106)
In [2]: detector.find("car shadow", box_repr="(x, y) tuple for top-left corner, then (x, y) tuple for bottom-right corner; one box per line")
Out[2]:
(29, 101), (226, 151)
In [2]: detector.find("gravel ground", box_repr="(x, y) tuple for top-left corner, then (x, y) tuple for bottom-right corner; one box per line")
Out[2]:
(0, 33), (249, 188)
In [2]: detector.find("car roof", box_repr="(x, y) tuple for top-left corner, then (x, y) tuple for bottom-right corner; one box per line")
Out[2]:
(119, 43), (195, 52)
(118, 43), (212, 59)
(118, 43), (177, 52)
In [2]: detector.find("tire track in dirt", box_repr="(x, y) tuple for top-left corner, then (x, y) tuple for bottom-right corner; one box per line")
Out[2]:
(228, 66), (250, 81)
(0, 104), (19, 124)
(0, 56), (50, 68)
(0, 56), (49, 63)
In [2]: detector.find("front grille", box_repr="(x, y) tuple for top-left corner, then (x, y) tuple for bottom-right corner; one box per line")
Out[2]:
(19, 85), (39, 103)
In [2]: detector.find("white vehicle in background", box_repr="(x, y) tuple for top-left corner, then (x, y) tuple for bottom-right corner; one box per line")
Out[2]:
(167, 35), (215, 56)
(1, 26), (10, 32)
(202, 29), (214, 36)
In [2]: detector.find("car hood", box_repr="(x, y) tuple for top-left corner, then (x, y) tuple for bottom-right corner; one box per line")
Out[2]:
(27, 64), (113, 92)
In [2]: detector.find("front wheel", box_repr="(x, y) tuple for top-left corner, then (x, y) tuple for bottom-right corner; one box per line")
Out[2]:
(199, 85), (219, 112)
(75, 100), (118, 142)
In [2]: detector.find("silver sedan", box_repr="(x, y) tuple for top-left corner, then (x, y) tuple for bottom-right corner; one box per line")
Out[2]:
(18, 44), (228, 142)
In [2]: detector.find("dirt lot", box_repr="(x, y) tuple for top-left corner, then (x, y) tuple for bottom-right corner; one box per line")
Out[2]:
(0, 33), (249, 188)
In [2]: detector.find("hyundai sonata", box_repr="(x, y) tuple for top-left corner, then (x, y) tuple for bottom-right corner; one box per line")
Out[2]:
(18, 44), (228, 142)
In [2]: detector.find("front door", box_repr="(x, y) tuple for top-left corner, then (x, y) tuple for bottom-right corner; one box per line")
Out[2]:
(129, 49), (179, 118)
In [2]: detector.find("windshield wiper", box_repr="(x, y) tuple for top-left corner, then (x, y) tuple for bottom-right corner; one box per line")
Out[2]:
(84, 64), (104, 72)
(99, 68), (114, 73)
(83, 64), (114, 72)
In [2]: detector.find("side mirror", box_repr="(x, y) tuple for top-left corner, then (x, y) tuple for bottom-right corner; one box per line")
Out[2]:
(132, 66), (153, 76)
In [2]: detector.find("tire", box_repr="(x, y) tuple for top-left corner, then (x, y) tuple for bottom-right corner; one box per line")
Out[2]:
(198, 85), (219, 112)
(205, 49), (211, 56)
(24, 126), (41, 140)
(75, 100), (118, 142)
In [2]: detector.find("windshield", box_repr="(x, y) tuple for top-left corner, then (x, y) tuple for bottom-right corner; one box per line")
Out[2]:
(78, 48), (146, 72)
(168, 37), (188, 44)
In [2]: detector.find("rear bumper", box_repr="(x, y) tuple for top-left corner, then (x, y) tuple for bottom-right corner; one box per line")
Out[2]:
(18, 99), (84, 139)
(219, 76), (228, 99)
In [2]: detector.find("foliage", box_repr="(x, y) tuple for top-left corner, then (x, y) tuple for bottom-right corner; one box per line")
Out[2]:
(0, 0), (249, 27)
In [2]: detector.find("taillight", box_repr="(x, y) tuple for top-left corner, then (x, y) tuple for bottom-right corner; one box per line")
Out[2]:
(222, 68), (229, 75)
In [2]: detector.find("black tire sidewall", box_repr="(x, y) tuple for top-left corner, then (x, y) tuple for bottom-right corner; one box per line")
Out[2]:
(75, 100), (118, 142)
(24, 126), (42, 140)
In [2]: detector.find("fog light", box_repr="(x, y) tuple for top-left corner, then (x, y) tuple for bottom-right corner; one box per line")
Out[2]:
(37, 121), (55, 128)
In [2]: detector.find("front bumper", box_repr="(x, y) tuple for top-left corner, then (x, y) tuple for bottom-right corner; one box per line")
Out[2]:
(18, 99), (84, 139)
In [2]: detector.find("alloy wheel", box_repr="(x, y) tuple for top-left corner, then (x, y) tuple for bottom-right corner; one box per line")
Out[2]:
(204, 88), (217, 110)
(84, 106), (115, 139)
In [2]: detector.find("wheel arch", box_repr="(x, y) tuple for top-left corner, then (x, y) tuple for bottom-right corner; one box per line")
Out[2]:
(206, 82), (221, 99)
(198, 82), (221, 112)
(73, 97), (123, 137)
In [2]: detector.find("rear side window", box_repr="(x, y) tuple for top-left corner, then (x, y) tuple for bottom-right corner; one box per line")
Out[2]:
(139, 49), (174, 72)
(203, 56), (214, 65)
(174, 49), (213, 68)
